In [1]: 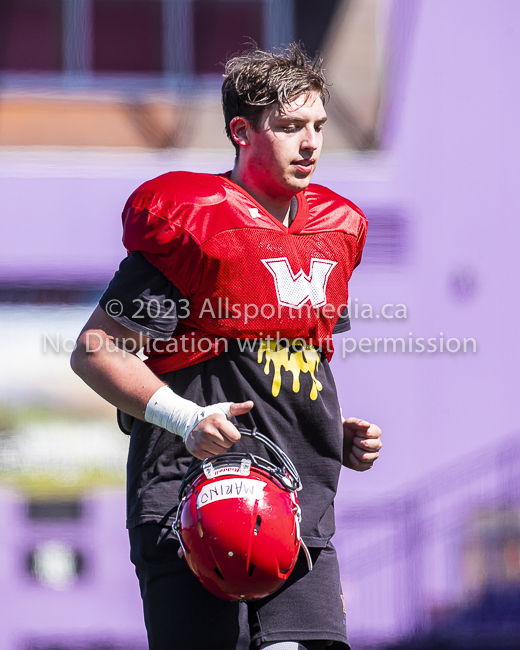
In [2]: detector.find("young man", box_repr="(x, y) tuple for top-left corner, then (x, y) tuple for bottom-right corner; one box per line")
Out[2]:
(71, 45), (382, 650)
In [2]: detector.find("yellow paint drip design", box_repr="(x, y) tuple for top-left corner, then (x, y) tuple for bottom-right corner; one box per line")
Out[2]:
(257, 340), (323, 400)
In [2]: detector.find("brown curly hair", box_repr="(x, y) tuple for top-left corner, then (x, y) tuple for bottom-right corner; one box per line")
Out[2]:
(222, 43), (329, 156)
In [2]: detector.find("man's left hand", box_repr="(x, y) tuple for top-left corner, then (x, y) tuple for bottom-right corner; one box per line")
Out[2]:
(342, 417), (382, 471)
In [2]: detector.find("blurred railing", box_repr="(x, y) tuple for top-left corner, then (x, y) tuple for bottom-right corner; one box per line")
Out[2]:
(335, 429), (520, 647)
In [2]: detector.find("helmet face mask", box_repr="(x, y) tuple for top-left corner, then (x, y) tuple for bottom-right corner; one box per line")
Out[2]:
(173, 429), (310, 601)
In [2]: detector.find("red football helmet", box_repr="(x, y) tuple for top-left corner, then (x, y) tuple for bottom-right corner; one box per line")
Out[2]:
(173, 428), (312, 601)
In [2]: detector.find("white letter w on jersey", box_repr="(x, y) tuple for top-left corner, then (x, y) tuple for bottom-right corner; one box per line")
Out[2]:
(261, 257), (337, 308)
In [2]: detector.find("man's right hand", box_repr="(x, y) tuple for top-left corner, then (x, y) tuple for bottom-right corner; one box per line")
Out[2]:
(185, 401), (254, 459)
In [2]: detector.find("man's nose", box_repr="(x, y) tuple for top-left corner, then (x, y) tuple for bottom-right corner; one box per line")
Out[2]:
(301, 126), (319, 151)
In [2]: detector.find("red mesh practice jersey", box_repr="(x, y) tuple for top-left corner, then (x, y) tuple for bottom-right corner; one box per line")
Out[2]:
(122, 171), (367, 374)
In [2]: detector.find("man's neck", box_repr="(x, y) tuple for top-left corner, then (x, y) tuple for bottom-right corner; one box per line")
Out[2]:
(230, 167), (292, 224)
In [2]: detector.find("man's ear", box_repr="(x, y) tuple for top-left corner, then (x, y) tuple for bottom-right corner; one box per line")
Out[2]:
(229, 116), (250, 150)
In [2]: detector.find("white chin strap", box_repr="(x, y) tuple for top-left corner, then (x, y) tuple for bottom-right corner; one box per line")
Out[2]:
(261, 641), (305, 650)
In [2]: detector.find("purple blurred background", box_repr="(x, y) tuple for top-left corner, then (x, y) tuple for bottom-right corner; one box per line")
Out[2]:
(1, 0), (519, 648)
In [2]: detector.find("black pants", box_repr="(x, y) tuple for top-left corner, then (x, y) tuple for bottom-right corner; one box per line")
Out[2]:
(129, 524), (350, 650)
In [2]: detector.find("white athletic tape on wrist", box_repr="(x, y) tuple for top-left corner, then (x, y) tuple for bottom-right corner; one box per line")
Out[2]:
(144, 386), (232, 442)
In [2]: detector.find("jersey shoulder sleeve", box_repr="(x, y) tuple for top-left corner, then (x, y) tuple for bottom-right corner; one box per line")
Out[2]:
(304, 183), (368, 266)
(121, 172), (226, 296)
(122, 171), (227, 248)
(304, 183), (367, 229)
